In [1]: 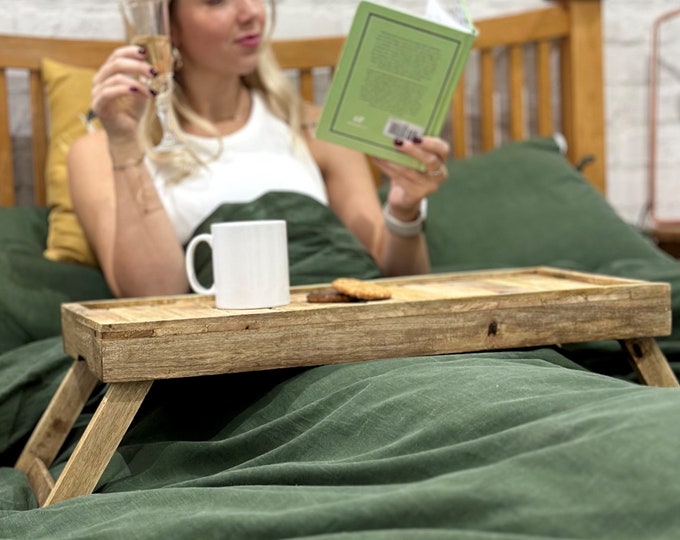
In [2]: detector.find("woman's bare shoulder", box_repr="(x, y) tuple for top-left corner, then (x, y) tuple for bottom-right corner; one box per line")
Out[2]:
(69, 129), (108, 156)
(67, 130), (111, 174)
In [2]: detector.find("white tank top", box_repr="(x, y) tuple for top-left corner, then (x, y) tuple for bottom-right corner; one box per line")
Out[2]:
(150, 92), (328, 244)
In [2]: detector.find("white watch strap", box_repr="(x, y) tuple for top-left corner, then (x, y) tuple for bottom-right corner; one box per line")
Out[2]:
(382, 199), (428, 237)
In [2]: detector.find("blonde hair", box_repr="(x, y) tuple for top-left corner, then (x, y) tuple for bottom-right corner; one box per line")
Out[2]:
(139, 0), (303, 180)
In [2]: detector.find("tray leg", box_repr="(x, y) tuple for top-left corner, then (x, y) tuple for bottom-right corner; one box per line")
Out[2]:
(620, 338), (680, 388)
(15, 359), (99, 505)
(44, 379), (153, 507)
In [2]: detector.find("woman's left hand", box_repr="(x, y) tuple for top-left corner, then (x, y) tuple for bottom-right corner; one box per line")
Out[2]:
(373, 136), (450, 220)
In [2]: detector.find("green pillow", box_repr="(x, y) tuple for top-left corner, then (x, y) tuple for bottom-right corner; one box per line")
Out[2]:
(0, 207), (111, 354)
(424, 139), (680, 361)
(426, 137), (669, 273)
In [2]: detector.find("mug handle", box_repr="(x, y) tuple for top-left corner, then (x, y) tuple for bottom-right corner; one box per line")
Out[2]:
(184, 233), (214, 295)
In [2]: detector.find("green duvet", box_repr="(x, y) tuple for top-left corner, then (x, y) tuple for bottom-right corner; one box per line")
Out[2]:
(2, 138), (680, 539)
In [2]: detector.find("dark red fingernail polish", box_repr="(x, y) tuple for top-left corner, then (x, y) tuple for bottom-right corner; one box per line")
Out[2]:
(150, 68), (159, 77)
(150, 89), (158, 97)
(129, 86), (139, 93)
(412, 136), (423, 144)
(138, 46), (147, 55)
(394, 138), (404, 146)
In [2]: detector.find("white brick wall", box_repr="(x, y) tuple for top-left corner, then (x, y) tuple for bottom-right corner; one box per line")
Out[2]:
(2, 0), (679, 224)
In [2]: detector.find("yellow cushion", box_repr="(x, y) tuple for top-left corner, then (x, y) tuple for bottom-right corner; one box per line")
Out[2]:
(41, 58), (99, 267)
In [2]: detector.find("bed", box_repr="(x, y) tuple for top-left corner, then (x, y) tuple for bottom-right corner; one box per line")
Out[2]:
(3, 0), (680, 537)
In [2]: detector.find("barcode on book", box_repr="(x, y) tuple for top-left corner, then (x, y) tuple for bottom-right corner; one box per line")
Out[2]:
(383, 118), (424, 141)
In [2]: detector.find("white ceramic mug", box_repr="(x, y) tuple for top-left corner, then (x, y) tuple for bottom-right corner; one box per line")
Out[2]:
(185, 220), (290, 309)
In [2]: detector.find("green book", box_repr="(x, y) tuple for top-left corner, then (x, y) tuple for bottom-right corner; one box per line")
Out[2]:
(315, 0), (477, 170)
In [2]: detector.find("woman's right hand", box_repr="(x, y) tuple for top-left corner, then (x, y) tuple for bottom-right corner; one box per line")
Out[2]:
(91, 45), (158, 144)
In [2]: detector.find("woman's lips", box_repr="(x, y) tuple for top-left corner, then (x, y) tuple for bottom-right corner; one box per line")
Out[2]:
(236, 34), (261, 47)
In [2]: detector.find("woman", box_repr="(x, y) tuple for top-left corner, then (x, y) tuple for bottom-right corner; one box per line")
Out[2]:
(67, 0), (450, 298)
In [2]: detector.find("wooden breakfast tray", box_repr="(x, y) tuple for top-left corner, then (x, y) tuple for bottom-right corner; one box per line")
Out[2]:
(19, 266), (677, 509)
(62, 266), (673, 384)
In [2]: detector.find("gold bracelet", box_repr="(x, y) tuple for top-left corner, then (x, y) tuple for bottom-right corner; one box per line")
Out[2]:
(111, 155), (145, 171)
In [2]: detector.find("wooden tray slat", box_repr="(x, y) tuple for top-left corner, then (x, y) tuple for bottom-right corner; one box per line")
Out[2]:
(61, 267), (671, 383)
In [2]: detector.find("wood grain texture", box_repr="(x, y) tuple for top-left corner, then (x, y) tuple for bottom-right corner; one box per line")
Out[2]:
(15, 360), (99, 473)
(620, 338), (679, 388)
(61, 268), (671, 384)
(509, 44), (526, 141)
(26, 457), (55, 507)
(559, 0), (606, 192)
(44, 380), (152, 506)
(536, 40), (554, 136)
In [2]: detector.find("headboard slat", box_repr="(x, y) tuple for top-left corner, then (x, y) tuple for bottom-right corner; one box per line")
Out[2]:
(559, 41), (575, 168)
(451, 78), (467, 158)
(480, 49), (496, 152)
(508, 45), (526, 141)
(0, 71), (15, 206)
(557, 0), (606, 193)
(299, 69), (315, 104)
(536, 40), (554, 136)
(29, 72), (47, 206)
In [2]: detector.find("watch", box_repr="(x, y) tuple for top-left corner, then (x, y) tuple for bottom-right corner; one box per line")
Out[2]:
(382, 199), (428, 237)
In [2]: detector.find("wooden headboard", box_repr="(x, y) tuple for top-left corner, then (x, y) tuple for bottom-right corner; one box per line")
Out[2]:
(0, 0), (604, 207)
